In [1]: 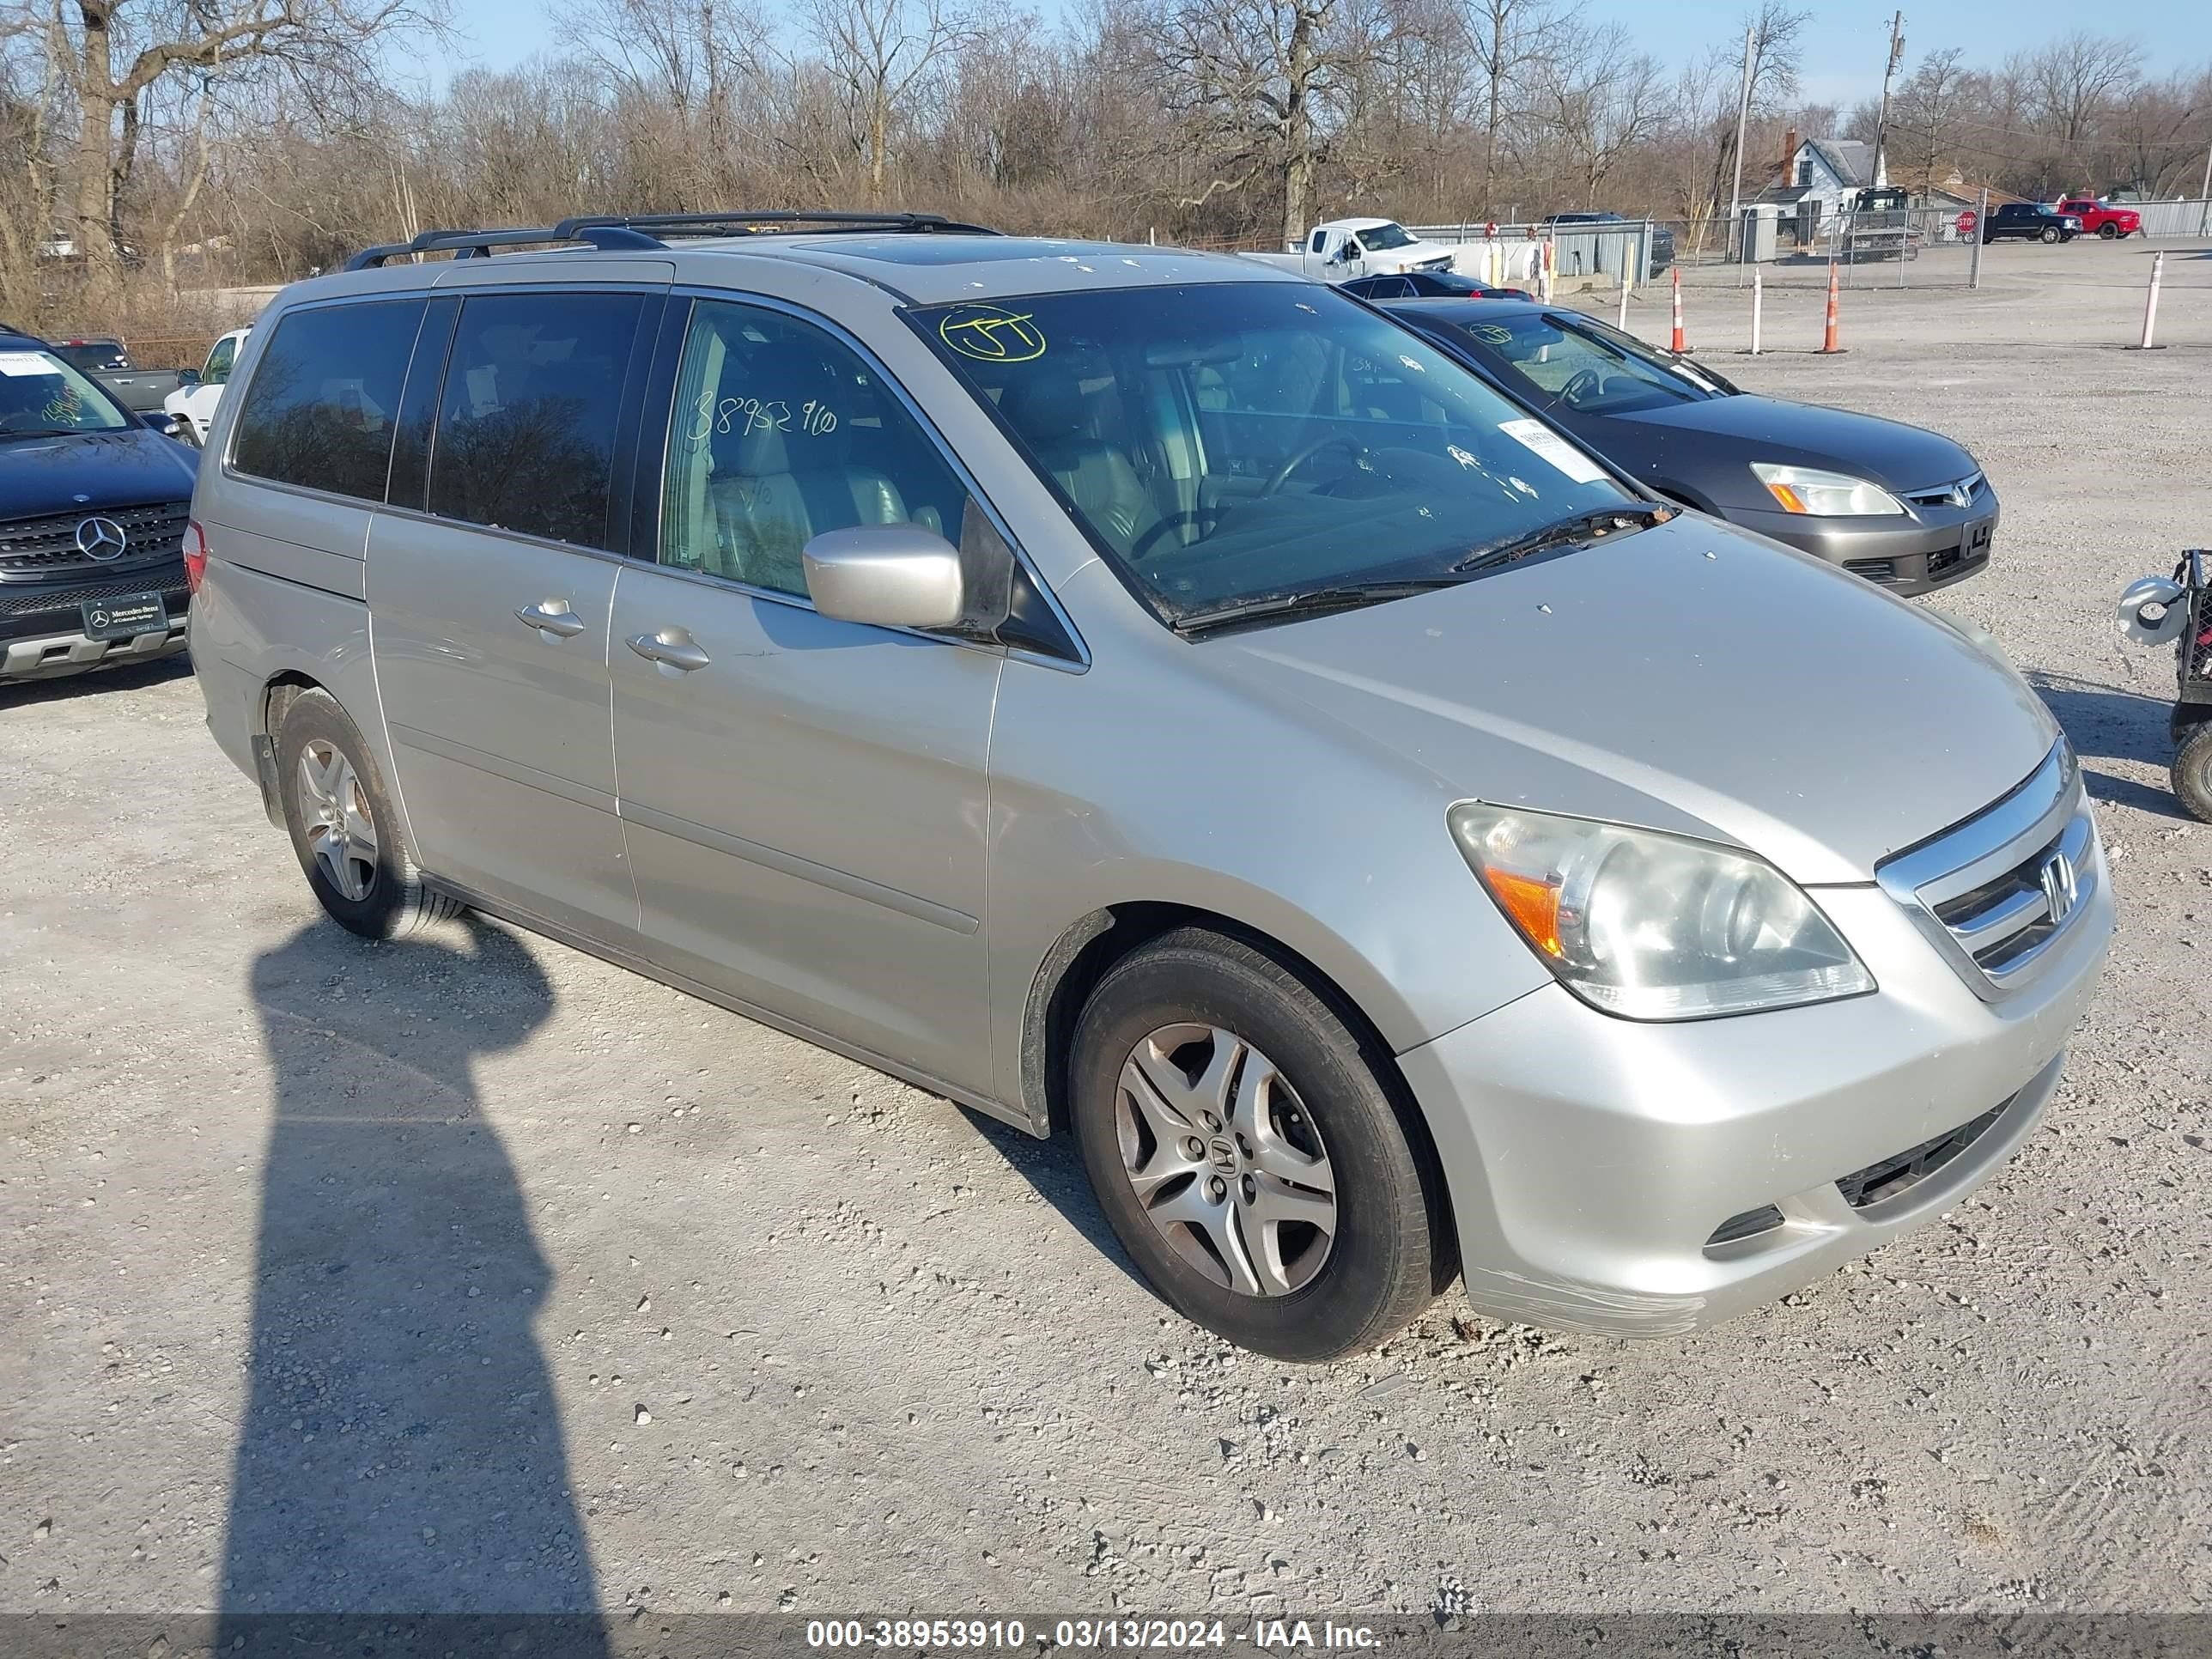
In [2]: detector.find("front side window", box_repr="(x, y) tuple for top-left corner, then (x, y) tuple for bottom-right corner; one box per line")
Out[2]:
(660, 299), (968, 599)
(230, 301), (424, 501)
(426, 290), (644, 550)
(915, 283), (1632, 623)
(0, 345), (131, 436)
(204, 335), (238, 386)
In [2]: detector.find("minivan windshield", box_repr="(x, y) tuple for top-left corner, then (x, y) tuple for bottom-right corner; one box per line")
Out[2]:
(0, 346), (132, 436)
(913, 283), (1638, 625)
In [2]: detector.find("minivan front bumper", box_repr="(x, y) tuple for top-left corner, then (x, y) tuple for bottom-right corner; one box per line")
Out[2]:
(1398, 847), (2112, 1338)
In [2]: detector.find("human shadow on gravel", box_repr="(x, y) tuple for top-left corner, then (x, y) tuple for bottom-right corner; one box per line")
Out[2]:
(219, 919), (605, 1650)
(2027, 671), (2193, 822)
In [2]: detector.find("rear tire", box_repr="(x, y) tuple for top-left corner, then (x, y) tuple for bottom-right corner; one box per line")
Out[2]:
(275, 689), (461, 939)
(1068, 927), (1441, 1362)
(2174, 723), (2212, 824)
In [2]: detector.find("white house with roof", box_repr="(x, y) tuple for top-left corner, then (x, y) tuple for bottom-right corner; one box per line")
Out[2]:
(1756, 135), (1888, 242)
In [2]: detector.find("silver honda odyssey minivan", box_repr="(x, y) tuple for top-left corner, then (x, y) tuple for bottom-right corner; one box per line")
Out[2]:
(188, 212), (2112, 1360)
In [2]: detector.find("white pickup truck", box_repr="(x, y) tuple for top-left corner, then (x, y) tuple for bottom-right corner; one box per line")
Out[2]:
(1241, 218), (1464, 281)
(162, 325), (250, 447)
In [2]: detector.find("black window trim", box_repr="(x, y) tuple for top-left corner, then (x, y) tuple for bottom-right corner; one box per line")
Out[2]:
(624, 285), (1089, 672)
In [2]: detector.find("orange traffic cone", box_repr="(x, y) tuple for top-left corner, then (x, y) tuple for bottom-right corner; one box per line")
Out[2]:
(1819, 264), (1843, 353)
(1669, 266), (1685, 353)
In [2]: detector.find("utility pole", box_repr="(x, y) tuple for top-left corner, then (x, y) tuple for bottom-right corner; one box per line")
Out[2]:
(1871, 12), (1905, 188)
(1724, 21), (1755, 264)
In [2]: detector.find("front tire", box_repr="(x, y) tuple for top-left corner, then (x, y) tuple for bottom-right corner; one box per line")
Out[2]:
(1068, 928), (1442, 1362)
(275, 689), (461, 938)
(2174, 723), (2212, 823)
(2041, 226), (2063, 244)
(2098, 222), (2118, 240)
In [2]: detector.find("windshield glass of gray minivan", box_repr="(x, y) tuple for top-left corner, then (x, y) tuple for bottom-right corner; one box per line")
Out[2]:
(913, 283), (1631, 622)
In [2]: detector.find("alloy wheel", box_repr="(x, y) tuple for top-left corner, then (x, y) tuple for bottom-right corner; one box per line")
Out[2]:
(297, 738), (380, 902)
(1114, 1023), (1336, 1297)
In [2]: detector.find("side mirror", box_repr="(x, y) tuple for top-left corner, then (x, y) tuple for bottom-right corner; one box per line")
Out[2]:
(803, 523), (969, 631)
(176, 367), (200, 387)
(141, 410), (182, 436)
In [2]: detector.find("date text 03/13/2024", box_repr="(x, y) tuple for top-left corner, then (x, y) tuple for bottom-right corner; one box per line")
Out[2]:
(803, 1619), (1384, 1651)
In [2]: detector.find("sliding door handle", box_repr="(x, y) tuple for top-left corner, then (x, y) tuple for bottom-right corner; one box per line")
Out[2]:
(628, 629), (711, 672)
(514, 599), (586, 638)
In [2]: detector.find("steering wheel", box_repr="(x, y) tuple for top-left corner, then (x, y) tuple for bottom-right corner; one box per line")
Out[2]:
(1558, 368), (1607, 410)
(1263, 434), (1369, 496)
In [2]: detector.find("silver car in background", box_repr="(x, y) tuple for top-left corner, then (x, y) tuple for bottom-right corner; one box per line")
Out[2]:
(187, 213), (2112, 1360)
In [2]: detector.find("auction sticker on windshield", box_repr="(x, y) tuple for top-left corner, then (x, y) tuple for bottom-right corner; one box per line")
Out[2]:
(0, 351), (56, 376)
(1498, 418), (1608, 484)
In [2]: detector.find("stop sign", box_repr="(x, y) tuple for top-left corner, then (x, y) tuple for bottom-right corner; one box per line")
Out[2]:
(1956, 210), (1978, 235)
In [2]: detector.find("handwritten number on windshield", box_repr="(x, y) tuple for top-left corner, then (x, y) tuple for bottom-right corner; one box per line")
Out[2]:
(687, 391), (838, 445)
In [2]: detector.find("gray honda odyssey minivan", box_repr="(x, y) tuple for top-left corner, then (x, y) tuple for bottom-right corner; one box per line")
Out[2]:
(188, 212), (2112, 1360)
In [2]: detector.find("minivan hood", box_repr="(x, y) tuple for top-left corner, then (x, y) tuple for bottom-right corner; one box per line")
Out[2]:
(0, 427), (197, 516)
(1607, 394), (1975, 500)
(1218, 518), (2054, 885)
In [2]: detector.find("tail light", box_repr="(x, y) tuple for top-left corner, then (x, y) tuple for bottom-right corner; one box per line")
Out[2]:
(185, 519), (208, 595)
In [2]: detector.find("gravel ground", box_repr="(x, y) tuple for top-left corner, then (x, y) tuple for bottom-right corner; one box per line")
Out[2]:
(3, 239), (2209, 1622)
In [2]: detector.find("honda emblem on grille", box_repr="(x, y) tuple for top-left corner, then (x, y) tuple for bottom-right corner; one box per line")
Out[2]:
(74, 516), (128, 562)
(2039, 850), (2079, 925)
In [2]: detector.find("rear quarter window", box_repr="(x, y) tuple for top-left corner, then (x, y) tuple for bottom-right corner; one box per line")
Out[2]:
(231, 301), (428, 501)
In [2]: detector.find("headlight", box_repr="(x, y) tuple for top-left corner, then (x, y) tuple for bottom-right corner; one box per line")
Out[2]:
(1449, 805), (1875, 1020)
(1749, 462), (1905, 517)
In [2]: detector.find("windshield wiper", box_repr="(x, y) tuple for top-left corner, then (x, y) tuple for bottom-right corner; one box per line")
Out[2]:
(1449, 503), (1674, 574)
(0, 427), (92, 441)
(1170, 576), (1466, 636)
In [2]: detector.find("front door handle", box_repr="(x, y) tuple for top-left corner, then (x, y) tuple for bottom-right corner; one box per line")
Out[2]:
(628, 628), (711, 672)
(515, 599), (586, 638)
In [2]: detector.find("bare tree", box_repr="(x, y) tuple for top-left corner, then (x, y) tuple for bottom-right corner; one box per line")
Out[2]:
(36, 0), (442, 285)
(1540, 24), (1662, 206)
(801, 0), (979, 204)
(1454, 0), (1570, 216)
(1887, 47), (1971, 185)
(1140, 0), (1395, 245)
(1698, 2), (1808, 231)
(2014, 31), (2142, 193)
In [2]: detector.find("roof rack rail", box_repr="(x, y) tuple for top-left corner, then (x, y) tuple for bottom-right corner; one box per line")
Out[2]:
(551, 210), (1002, 240)
(346, 210), (1000, 270)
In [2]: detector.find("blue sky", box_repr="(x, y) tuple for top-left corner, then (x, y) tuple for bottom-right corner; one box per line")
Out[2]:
(441, 0), (2210, 111)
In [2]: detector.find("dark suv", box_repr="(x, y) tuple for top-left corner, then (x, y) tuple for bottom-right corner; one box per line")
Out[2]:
(1982, 204), (2083, 245)
(0, 328), (198, 684)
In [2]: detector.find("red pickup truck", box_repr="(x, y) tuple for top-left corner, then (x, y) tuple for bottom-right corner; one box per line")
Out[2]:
(2057, 198), (2143, 240)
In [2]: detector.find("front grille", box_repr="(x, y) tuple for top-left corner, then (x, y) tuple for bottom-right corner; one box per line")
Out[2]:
(0, 562), (185, 617)
(0, 501), (190, 575)
(1876, 742), (2098, 998)
(1904, 471), (1985, 511)
(1836, 1096), (2014, 1209)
